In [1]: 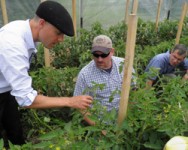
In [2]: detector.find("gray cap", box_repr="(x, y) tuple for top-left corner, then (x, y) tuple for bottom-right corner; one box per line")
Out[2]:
(91, 35), (112, 54)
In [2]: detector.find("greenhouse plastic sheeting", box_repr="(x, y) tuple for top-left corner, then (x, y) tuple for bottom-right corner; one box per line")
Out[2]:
(0, 0), (188, 29)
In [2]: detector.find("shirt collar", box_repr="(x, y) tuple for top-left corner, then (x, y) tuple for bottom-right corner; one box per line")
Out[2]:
(25, 19), (37, 51)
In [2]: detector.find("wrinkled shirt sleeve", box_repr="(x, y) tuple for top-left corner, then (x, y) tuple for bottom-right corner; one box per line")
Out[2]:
(0, 42), (37, 107)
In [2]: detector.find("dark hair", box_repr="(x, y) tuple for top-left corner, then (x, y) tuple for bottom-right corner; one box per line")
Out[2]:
(171, 44), (188, 56)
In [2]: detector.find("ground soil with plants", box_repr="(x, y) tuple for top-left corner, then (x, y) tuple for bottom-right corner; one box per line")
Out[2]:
(1, 18), (188, 150)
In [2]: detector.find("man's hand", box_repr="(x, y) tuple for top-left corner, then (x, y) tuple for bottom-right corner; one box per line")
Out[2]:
(145, 79), (154, 89)
(182, 70), (188, 80)
(69, 95), (93, 109)
(183, 72), (188, 80)
(82, 111), (96, 126)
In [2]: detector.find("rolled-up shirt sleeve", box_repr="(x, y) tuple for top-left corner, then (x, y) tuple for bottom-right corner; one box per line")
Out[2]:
(14, 90), (37, 107)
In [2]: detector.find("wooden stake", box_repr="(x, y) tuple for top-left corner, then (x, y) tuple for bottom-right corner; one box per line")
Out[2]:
(186, 3), (188, 17)
(125, 0), (130, 24)
(72, 0), (77, 38)
(132, 0), (138, 14)
(44, 48), (51, 67)
(40, 0), (51, 67)
(117, 14), (138, 126)
(155, 0), (163, 32)
(0, 0), (8, 25)
(175, 2), (188, 44)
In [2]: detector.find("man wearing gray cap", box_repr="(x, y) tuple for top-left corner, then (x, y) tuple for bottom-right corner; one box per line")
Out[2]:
(74, 35), (136, 126)
(0, 1), (92, 148)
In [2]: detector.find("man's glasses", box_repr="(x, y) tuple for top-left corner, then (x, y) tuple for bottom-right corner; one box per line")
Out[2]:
(171, 54), (184, 63)
(92, 52), (110, 58)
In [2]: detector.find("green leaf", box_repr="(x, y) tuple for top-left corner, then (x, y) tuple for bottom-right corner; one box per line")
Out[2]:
(39, 129), (63, 140)
(144, 142), (162, 150)
(0, 139), (3, 150)
(32, 141), (51, 149)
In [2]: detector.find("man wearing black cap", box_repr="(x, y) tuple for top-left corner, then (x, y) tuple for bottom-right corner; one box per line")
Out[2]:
(0, 1), (92, 148)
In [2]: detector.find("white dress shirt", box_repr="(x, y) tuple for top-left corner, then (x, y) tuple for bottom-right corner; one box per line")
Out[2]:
(0, 20), (38, 107)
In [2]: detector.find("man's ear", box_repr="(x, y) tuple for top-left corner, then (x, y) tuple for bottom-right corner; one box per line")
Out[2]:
(111, 48), (115, 55)
(38, 19), (46, 27)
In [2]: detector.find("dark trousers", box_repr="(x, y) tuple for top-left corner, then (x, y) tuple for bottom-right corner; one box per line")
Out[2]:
(0, 92), (25, 148)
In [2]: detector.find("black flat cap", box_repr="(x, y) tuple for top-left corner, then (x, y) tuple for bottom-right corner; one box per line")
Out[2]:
(36, 1), (74, 36)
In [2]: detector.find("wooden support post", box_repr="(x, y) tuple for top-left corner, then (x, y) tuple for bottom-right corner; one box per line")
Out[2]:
(125, 0), (130, 24)
(175, 2), (188, 45)
(72, 0), (77, 38)
(155, 0), (163, 32)
(40, 0), (51, 67)
(186, 3), (188, 17)
(132, 0), (138, 14)
(0, 0), (8, 25)
(44, 48), (51, 67)
(117, 14), (138, 126)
